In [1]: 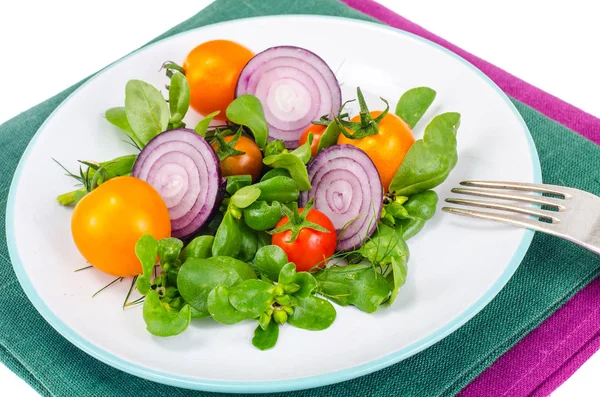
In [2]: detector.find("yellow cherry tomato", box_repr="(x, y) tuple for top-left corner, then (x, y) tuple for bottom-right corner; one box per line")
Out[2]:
(71, 176), (171, 277)
(183, 40), (254, 120)
(338, 111), (415, 190)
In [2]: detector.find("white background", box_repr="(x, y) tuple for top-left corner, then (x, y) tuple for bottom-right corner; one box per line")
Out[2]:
(0, 0), (598, 396)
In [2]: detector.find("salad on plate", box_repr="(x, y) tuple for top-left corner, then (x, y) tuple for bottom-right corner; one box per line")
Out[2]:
(54, 39), (460, 350)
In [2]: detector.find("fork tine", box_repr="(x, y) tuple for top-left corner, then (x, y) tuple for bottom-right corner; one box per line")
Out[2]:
(442, 207), (556, 233)
(451, 187), (567, 210)
(460, 180), (572, 198)
(444, 198), (561, 223)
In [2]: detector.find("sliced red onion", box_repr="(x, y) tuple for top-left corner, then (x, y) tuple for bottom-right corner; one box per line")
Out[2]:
(299, 145), (383, 251)
(236, 46), (342, 148)
(132, 128), (224, 239)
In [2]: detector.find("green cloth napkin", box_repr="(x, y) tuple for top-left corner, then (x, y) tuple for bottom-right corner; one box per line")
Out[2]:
(1, 0), (599, 396)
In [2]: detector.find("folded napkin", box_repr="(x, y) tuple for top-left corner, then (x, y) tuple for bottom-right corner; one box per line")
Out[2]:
(461, 279), (600, 396)
(0, 1), (598, 396)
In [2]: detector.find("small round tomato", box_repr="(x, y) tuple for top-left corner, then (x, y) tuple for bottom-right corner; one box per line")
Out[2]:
(71, 176), (171, 277)
(298, 124), (327, 156)
(338, 111), (414, 191)
(212, 135), (263, 181)
(272, 207), (337, 272)
(183, 40), (254, 120)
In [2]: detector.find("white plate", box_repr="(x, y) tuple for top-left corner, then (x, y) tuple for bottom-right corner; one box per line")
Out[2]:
(6, 16), (541, 393)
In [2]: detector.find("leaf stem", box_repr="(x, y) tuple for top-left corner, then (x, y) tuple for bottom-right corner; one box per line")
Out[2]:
(57, 187), (88, 206)
(122, 276), (139, 310)
(92, 277), (123, 298)
(160, 61), (185, 75)
(123, 296), (145, 308)
(52, 158), (83, 183)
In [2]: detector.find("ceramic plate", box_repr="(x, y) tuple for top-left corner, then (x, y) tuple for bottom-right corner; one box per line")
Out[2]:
(6, 16), (541, 393)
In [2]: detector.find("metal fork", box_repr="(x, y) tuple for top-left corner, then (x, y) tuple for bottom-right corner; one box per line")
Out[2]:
(442, 181), (600, 255)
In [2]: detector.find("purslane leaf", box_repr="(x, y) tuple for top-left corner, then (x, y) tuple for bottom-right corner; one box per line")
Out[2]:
(125, 80), (170, 147)
(226, 95), (269, 149)
(168, 72), (190, 124)
(194, 111), (220, 137)
(316, 264), (390, 313)
(105, 107), (143, 148)
(254, 245), (288, 281)
(395, 87), (436, 128)
(177, 258), (243, 316)
(228, 279), (275, 318)
(389, 112), (460, 195)
(316, 121), (342, 153)
(290, 132), (313, 164)
(395, 190), (439, 240)
(143, 290), (191, 337)
(288, 295), (336, 331)
(252, 321), (279, 350)
(387, 256), (408, 306)
(230, 186), (261, 209)
(135, 234), (159, 295)
(263, 153), (311, 191)
(207, 285), (253, 325)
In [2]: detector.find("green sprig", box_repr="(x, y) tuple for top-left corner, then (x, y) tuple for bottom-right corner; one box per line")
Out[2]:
(213, 128), (246, 161)
(336, 87), (389, 140)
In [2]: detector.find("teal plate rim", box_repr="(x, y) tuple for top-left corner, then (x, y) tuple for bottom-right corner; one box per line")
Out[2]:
(5, 15), (542, 394)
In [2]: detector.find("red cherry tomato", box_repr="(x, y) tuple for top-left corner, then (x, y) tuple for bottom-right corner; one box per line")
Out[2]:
(271, 207), (337, 272)
(298, 124), (327, 157)
(211, 135), (263, 182)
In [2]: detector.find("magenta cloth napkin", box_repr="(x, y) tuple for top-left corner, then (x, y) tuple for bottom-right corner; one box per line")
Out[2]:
(461, 279), (600, 396)
(341, 0), (600, 395)
(342, 0), (600, 144)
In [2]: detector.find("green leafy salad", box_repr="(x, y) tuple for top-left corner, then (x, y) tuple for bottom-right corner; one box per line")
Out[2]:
(56, 41), (460, 350)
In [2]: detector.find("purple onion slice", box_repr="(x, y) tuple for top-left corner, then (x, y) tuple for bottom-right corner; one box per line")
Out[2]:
(132, 128), (224, 239)
(236, 46), (342, 148)
(299, 145), (383, 251)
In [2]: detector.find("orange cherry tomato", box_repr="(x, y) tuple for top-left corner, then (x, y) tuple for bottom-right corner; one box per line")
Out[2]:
(338, 111), (414, 190)
(183, 40), (254, 120)
(298, 124), (327, 157)
(212, 135), (263, 182)
(71, 177), (171, 277)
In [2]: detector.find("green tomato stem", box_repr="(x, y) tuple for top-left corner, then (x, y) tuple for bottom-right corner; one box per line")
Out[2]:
(213, 128), (246, 161)
(336, 87), (390, 140)
(268, 198), (330, 243)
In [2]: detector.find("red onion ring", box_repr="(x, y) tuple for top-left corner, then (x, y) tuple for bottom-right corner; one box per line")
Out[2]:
(236, 46), (342, 148)
(299, 145), (383, 251)
(132, 128), (224, 239)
